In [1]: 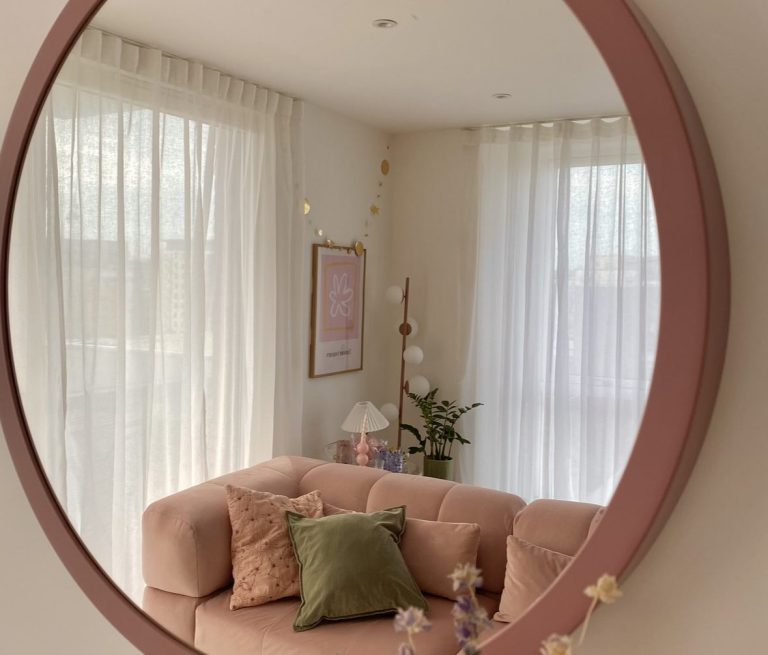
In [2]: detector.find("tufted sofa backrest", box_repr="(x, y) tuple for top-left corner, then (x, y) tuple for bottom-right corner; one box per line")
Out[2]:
(143, 456), (598, 601)
(298, 461), (525, 593)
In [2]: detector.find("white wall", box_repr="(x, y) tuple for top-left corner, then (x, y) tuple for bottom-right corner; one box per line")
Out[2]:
(300, 103), (398, 457)
(2, 2), (768, 654)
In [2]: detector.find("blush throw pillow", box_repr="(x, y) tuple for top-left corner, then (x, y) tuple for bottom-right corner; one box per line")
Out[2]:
(286, 507), (428, 631)
(225, 485), (324, 610)
(494, 535), (573, 623)
(400, 518), (481, 600)
(323, 503), (481, 600)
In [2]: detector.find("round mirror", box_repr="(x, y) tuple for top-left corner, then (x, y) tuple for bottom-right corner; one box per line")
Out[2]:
(0, 1), (728, 654)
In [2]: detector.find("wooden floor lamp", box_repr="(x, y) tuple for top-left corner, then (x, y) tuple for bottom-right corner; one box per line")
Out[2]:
(384, 277), (429, 449)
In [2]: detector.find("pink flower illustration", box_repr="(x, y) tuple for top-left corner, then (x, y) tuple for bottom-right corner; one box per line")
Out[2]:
(329, 273), (354, 318)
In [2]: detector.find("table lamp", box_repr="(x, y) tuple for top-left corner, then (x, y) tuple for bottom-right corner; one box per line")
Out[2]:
(341, 401), (390, 466)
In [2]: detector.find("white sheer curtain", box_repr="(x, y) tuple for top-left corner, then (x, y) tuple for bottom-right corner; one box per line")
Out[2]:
(9, 29), (304, 600)
(462, 117), (659, 505)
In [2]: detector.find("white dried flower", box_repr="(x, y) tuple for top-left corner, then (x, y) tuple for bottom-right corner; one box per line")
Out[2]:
(540, 634), (573, 655)
(584, 574), (622, 604)
(448, 563), (484, 593)
(394, 606), (431, 636)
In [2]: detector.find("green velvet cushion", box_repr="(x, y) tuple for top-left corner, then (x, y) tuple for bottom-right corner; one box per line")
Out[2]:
(286, 506), (428, 631)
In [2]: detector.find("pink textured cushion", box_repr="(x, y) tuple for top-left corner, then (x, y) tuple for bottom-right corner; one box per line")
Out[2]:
(494, 535), (572, 624)
(226, 486), (323, 610)
(323, 503), (481, 600)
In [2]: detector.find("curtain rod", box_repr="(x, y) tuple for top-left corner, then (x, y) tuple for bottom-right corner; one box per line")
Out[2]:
(462, 113), (631, 131)
(87, 26), (301, 102)
(88, 28), (623, 130)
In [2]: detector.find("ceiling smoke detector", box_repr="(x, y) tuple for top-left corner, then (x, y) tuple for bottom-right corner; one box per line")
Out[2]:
(372, 18), (399, 29)
(492, 93), (513, 100)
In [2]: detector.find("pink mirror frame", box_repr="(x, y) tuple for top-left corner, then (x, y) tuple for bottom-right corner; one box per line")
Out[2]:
(0, 1), (729, 653)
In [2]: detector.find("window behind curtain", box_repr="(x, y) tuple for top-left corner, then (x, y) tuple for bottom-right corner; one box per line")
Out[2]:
(463, 117), (660, 505)
(9, 29), (300, 601)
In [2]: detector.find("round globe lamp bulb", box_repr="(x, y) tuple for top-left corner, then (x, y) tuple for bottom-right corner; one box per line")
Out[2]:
(380, 403), (399, 422)
(407, 375), (430, 396)
(385, 285), (404, 305)
(403, 345), (424, 365)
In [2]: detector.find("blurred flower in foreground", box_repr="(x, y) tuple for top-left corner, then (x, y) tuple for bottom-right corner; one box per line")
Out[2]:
(394, 607), (432, 636)
(584, 574), (623, 604)
(540, 573), (623, 654)
(449, 563), (484, 594)
(449, 563), (492, 654)
(540, 634), (573, 655)
(394, 606), (431, 655)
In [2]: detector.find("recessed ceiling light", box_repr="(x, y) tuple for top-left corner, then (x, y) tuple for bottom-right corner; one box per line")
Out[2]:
(372, 18), (399, 29)
(492, 93), (513, 100)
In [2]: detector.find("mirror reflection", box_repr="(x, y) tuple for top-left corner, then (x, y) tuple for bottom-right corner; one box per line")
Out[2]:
(8, 1), (659, 652)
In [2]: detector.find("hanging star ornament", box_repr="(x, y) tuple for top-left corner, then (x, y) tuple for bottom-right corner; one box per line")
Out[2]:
(369, 204), (381, 216)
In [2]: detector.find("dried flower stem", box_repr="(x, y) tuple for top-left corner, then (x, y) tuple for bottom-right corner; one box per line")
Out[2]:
(577, 594), (599, 646)
(540, 574), (623, 655)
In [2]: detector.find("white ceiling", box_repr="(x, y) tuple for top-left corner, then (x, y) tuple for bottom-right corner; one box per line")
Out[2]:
(91, 0), (626, 134)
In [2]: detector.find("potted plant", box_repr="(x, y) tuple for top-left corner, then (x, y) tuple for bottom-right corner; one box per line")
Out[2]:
(400, 389), (482, 480)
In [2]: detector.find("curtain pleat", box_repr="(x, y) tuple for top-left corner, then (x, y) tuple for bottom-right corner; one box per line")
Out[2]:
(9, 28), (303, 600)
(462, 117), (660, 505)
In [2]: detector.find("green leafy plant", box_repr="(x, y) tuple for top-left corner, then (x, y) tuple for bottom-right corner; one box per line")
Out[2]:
(400, 389), (482, 461)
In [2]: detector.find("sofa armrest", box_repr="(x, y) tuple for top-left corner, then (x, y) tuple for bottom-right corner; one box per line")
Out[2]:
(142, 457), (325, 597)
(142, 586), (217, 645)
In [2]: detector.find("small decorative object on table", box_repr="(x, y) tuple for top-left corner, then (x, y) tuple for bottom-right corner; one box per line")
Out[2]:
(380, 449), (408, 473)
(325, 436), (388, 465)
(341, 401), (390, 467)
(401, 389), (482, 480)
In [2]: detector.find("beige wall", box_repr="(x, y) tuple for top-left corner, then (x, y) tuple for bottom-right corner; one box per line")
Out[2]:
(388, 129), (478, 455)
(1, 1), (767, 653)
(300, 103), (397, 458)
(0, 3), (138, 651)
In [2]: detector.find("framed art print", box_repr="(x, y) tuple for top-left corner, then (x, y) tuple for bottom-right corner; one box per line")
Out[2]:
(310, 244), (366, 377)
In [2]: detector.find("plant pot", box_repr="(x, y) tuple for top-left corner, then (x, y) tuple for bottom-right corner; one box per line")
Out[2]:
(423, 457), (454, 480)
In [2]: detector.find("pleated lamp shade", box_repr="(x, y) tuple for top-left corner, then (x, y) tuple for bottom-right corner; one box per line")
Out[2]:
(341, 401), (390, 433)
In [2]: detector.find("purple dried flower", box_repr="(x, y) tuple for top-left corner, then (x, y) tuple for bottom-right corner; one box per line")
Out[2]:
(394, 606), (432, 655)
(454, 621), (474, 647)
(394, 606), (431, 635)
(454, 594), (474, 614)
(450, 580), (492, 654)
(448, 563), (484, 593)
(397, 643), (415, 655)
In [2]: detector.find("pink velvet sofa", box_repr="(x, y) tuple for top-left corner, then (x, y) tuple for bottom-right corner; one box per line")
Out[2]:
(142, 456), (601, 655)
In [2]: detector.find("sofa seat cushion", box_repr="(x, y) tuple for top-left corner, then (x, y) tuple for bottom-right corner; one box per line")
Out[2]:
(195, 590), (500, 655)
